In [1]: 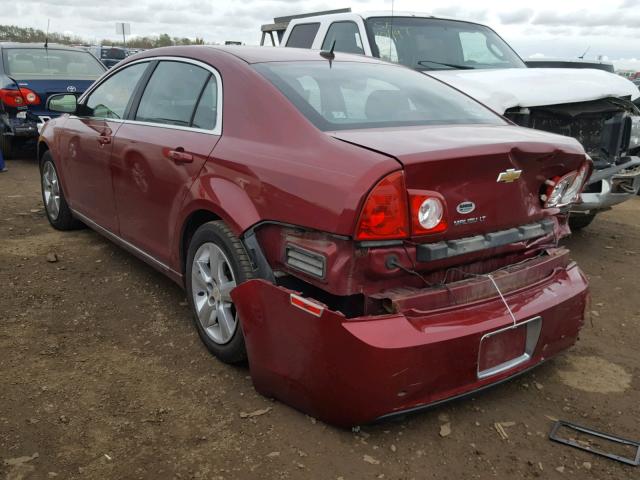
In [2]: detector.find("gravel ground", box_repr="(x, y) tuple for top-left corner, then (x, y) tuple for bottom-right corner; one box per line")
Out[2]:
(1, 157), (639, 480)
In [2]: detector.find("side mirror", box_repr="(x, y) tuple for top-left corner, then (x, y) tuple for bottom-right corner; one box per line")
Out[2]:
(47, 94), (78, 114)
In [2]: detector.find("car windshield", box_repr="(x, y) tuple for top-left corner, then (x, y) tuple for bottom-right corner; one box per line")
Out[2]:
(366, 17), (526, 71)
(2, 48), (105, 80)
(254, 61), (505, 131)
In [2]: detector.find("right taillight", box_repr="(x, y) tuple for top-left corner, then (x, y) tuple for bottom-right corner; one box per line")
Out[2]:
(355, 171), (409, 241)
(410, 193), (447, 235)
(543, 160), (591, 208)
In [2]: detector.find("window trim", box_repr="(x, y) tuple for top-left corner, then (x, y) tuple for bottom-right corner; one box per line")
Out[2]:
(77, 56), (223, 136)
(321, 21), (365, 54)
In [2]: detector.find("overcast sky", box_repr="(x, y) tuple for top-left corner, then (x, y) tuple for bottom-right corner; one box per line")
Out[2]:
(15, 0), (640, 69)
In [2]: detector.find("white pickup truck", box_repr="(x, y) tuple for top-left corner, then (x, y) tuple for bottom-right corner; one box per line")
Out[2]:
(261, 9), (640, 230)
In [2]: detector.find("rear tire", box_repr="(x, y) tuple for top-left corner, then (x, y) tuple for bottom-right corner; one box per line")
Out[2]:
(569, 212), (596, 231)
(186, 220), (255, 364)
(40, 151), (83, 230)
(0, 133), (14, 160)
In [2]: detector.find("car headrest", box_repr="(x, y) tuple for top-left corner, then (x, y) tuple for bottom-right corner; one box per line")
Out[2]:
(365, 90), (411, 120)
(10, 59), (37, 74)
(67, 62), (89, 75)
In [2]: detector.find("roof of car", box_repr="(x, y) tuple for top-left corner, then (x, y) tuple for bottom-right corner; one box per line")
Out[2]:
(0, 42), (87, 51)
(205, 45), (387, 65)
(131, 45), (389, 66)
(286, 10), (484, 26)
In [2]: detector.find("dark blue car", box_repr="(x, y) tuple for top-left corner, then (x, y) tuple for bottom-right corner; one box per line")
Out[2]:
(0, 43), (106, 158)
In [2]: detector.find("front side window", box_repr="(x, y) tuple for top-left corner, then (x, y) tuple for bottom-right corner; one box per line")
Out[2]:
(285, 23), (320, 48)
(2, 48), (105, 80)
(321, 22), (364, 55)
(366, 17), (526, 71)
(135, 61), (210, 127)
(255, 61), (505, 131)
(85, 62), (147, 119)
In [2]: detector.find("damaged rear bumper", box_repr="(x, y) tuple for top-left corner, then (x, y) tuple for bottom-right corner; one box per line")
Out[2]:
(232, 249), (588, 427)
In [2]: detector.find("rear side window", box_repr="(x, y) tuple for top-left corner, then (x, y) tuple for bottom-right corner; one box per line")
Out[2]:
(191, 76), (219, 130)
(321, 22), (364, 54)
(135, 61), (210, 127)
(85, 62), (147, 119)
(285, 23), (320, 48)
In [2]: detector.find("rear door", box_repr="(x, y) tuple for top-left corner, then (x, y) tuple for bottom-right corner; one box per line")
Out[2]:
(111, 59), (221, 265)
(59, 61), (149, 232)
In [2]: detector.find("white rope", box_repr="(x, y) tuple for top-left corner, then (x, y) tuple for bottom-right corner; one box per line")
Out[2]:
(486, 274), (518, 327)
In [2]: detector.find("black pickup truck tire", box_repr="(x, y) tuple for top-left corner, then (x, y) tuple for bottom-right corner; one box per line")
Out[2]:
(569, 213), (596, 231)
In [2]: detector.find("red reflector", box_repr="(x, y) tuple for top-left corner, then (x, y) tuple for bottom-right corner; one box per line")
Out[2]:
(290, 294), (324, 317)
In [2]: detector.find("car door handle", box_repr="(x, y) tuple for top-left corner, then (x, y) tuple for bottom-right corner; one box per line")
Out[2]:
(97, 135), (111, 145)
(168, 149), (193, 164)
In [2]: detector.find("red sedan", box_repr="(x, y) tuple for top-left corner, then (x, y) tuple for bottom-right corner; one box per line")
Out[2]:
(39, 46), (590, 427)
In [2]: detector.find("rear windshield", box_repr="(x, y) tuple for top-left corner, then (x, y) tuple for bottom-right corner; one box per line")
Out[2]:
(2, 48), (105, 80)
(254, 61), (505, 131)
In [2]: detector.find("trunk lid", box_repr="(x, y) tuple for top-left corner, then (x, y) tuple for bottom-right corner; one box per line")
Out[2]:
(330, 124), (586, 240)
(14, 79), (95, 117)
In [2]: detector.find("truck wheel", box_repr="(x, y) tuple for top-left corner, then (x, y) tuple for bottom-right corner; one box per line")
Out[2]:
(186, 220), (255, 364)
(40, 152), (83, 230)
(569, 213), (596, 231)
(0, 134), (14, 160)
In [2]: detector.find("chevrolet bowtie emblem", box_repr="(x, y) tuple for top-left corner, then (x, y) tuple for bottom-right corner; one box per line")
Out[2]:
(497, 168), (522, 183)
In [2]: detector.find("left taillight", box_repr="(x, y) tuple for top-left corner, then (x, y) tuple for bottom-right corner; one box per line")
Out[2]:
(0, 87), (41, 107)
(355, 171), (409, 241)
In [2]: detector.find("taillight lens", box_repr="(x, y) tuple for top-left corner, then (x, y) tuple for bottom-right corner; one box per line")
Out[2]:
(561, 161), (590, 205)
(355, 171), (409, 240)
(410, 193), (447, 235)
(0, 88), (41, 107)
(543, 160), (591, 208)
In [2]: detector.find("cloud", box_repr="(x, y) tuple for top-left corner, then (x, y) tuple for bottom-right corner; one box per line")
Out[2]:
(498, 9), (534, 25)
(532, 10), (640, 28)
(432, 6), (488, 22)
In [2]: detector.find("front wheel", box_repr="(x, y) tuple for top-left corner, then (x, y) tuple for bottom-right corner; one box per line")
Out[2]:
(569, 212), (597, 231)
(186, 221), (255, 364)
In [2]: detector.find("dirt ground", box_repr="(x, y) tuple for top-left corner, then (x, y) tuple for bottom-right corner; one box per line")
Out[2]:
(1, 156), (639, 480)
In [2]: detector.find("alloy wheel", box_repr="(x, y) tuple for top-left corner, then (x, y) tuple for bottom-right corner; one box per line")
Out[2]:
(42, 162), (61, 221)
(191, 242), (238, 344)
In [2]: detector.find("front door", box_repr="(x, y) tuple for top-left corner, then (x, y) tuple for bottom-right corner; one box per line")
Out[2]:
(61, 62), (149, 232)
(111, 60), (221, 265)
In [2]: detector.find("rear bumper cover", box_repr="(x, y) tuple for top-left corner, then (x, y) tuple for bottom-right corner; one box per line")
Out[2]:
(232, 253), (588, 427)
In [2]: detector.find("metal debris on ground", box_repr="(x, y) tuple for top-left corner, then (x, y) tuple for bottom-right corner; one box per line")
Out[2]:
(549, 420), (640, 466)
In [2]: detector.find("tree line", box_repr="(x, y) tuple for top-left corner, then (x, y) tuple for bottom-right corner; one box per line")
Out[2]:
(0, 24), (206, 48)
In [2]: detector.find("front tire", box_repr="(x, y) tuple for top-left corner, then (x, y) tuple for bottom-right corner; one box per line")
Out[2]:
(186, 221), (255, 364)
(569, 212), (596, 231)
(40, 152), (82, 230)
